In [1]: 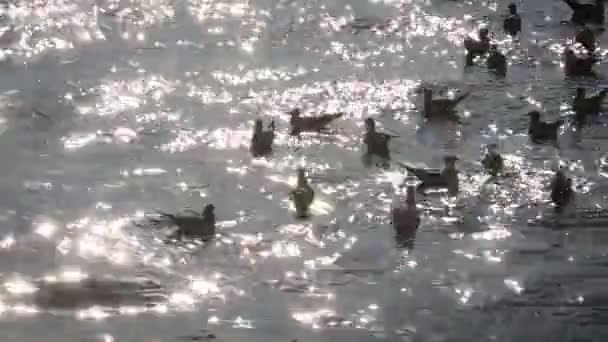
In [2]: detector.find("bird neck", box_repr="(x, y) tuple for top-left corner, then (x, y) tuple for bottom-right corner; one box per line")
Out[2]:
(406, 186), (416, 208)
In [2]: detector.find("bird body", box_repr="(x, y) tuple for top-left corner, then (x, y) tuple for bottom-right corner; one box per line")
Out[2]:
(392, 183), (420, 246)
(363, 118), (392, 159)
(404, 157), (459, 196)
(464, 29), (490, 65)
(487, 47), (507, 76)
(250, 119), (275, 157)
(289, 109), (343, 135)
(503, 4), (521, 37)
(152, 204), (216, 241)
(550, 170), (574, 213)
(565, 48), (596, 77)
(482, 149), (504, 177)
(423, 88), (469, 119)
(291, 169), (315, 218)
(528, 111), (563, 145)
(574, 88), (606, 121)
(563, 0), (604, 25)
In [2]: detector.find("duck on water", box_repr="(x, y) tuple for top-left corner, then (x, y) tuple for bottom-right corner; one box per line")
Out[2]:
(392, 177), (420, 249)
(250, 119), (275, 157)
(144, 204), (217, 242)
(288, 108), (343, 136)
(290, 168), (315, 219)
(422, 87), (469, 121)
(363, 118), (395, 160)
(527, 111), (563, 147)
(503, 3), (521, 38)
(402, 156), (459, 197)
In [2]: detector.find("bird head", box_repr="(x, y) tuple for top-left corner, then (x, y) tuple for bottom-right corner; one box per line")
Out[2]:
(202, 204), (215, 217)
(508, 3), (517, 14)
(288, 109), (301, 117)
(576, 87), (586, 98)
(364, 118), (376, 132)
(479, 28), (489, 40)
(254, 119), (264, 133)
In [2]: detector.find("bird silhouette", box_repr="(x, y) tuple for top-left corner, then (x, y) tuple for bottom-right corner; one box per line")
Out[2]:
(403, 156), (459, 196)
(464, 28), (491, 65)
(482, 144), (504, 177)
(503, 4), (522, 37)
(562, 0), (604, 26)
(392, 178), (420, 248)
(528, 111), (563, 146)
(487, 45), (507, 77)
(363, 118), (394, 160)
(550, 168), (574, 214)
(288, 109), (343, 136)
(290, 168), (315, 218)
(422, 88), (469, 120)
(250, 119), (275, 157)
(151, 204), (216, 241)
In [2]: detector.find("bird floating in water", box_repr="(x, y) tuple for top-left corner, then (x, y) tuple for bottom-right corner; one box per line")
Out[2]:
(528, 111), (563, 146)
(487, 45), (507, 77)
(562, 0), (604, 26)
(422, 88), (469, 120)
(288, 108), (343, 136)
(290, 168), (315, 218)
(250, 119), (275, 157)
(503, 3), (522, 37)
(392, 177), (420, 248)
(564, 48), (596, 77)
(482, 143), (504, 177)
(573, 87), (607, 128)
(464, 28), (491, 65)
(550, 168), (574, 214)
(149, 204), (216, 241)
(363, 118), (395, 160)
(403, 156), (459, 197)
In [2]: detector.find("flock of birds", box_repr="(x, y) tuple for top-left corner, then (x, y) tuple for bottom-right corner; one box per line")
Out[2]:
(135, 1), (608, 249)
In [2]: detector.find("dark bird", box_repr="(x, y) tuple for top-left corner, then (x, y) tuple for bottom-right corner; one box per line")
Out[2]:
(564, 48), (596, 77)
(562, 0), (604, 25)
(403, 156), (459, 196)
(528, 111), (563, 146)
(550, 168), (574, 213)
(422, 88), (469, 120)
(486, 45), (507, 77)
(392, 177), (421, 248)
(464, 28), (491, 65)
(151, 204), (216, 241)
(575, 27), (596, 52)
(250, 119), (275, 157)
(573, 87), (607, 127)
(290, 168), (315, 218)
(482, 143), (504, 177)
(363, 118), (394, 160)
(503, 3), (522, 37)
(288, 108), (343, 136)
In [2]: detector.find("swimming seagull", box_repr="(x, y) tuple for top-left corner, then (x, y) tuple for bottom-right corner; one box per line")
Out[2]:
(288, 108), (343, 136)
(402, 156), (459, 197)
(149, 204), (216, 241)
(503, 3), (522, 37)
(290, 168), (315, 219)
(250, 119), (275, 157)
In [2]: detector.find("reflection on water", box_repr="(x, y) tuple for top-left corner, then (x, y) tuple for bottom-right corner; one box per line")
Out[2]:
(1, 0), (608, 340)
